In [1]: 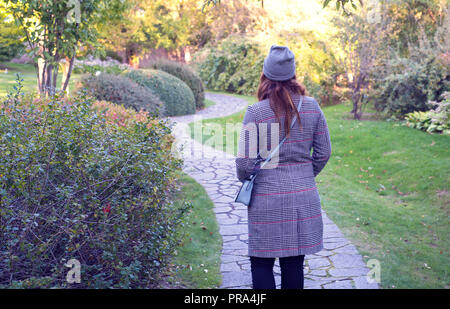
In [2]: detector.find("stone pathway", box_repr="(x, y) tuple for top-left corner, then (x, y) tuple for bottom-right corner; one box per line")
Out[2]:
(168, 92), (379, 289)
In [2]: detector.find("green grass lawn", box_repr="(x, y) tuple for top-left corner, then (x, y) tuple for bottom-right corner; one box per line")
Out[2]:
(0, 62), (81, 97)
(169, 173), (222, 289)
(189, 92), (450, 289)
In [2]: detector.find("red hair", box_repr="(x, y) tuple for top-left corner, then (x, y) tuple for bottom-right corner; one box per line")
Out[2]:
(256, 73), (306, 137)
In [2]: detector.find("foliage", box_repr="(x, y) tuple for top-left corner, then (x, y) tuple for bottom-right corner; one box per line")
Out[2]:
(2, 0), (127, 95)
(367, 1), (449, 117)
(0, 79), (190, 288)
(99, 50), (123, 63)
(73, 55), (130, 75)
(73, 64), (125, 76)
(78, 73), (165, 117)
(202, 0), (361, 14)
(371, 22), (449, 116)
(379, 0), (445, 57)
(124, 69), (196, 117)
(198, 0), (269, 45)
(196, 36), (265, 96)
(97, 0), (203, 64)
(146, 58), (205, 109)
(92, 100), (158, 129)
(405, 92), (450, 134)
(332, 2), (383, 119)
(0, 9), (23, 62)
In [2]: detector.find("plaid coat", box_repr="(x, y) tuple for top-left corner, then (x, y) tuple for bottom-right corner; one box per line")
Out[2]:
(235, 94), (332, 258)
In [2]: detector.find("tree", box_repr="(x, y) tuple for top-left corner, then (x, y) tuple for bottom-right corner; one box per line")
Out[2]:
(334, 1), (383, 119)
(98, 0), (204, 65)
(2, 0), (127, 96)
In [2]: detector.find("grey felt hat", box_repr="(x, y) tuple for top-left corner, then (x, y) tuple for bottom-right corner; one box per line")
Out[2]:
(263, 45), (296, 81)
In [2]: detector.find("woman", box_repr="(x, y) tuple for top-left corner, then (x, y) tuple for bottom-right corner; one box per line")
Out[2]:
(235, 45), (332, 289)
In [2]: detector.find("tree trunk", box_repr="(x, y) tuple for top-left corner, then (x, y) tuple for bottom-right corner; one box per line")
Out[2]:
(62, 56), (75, 94)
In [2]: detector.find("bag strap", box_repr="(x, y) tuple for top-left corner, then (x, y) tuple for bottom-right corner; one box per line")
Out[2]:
(249, 95), (304, 179)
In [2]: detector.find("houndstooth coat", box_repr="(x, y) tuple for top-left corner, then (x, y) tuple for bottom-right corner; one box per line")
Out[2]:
(235, 94), (332, 258)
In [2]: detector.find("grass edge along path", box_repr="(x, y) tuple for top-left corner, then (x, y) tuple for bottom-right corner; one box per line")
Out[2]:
(169, 173), (222, 289)
(188, 91), (449, 289)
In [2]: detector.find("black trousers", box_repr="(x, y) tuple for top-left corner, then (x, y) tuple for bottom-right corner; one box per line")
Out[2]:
(250, 255), (305, 289)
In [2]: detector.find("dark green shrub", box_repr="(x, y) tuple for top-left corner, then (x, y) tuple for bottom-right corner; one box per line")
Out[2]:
(197, 37), (265, 96)
(78, 73), (166, 117)
(124, 69), (196, 117)
(0, 80), (190, 288)
(372, 56), (449, 116)
(371, 22), (450, 117)
(146, 58), (205, 110)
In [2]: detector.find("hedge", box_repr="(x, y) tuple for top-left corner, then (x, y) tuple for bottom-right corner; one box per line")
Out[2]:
(78, 73), (166, 117)
(124, 69), (196, 117)
(146, 58), (205, 110)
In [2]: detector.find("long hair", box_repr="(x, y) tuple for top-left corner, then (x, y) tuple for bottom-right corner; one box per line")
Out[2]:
(257, 73), (306, 138)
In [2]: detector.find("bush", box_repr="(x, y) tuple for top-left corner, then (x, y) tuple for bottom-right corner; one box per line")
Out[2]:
(92, 101), (158, 128)
(372, 56), (449, 116)
(0, 12), (24, 62)
(0, 81), (190, 288)
(405, 92), (450, 135)
(146, 58), (205, 110)
(196, 37), (265, 96)
(371, 21), (450, 117)
(78, 73), (166, 117)
(124, 69), (196, 117)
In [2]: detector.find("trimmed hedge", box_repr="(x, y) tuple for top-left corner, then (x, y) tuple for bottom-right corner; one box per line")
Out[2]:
(0, 83), (190, 288)
(124, 69), (196, 117)
(78, 73), (166, 117)
(146, 58), (205, 110)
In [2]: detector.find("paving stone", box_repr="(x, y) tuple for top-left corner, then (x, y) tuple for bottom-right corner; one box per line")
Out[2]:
(323, 280), (354, 289)
(308, 269), (328, 277)
(324, 241), (351, 250)
(328, 267), (370, 278)
(221, 271), (252, 288)
(329, 254), (365, 268)
(223, 240), (248, 250)
(219, 224), (248, 236)
(216, 214), (240, 225)
(333, 244), (360, 255)
(307, 257), (331, 269)
(220, 262), (241, 272)
(352, 276), (380, 289)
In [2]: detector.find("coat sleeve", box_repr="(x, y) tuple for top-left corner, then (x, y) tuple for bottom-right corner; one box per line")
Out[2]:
(235, 105), (260, 182)
(312, 106), (332, 177)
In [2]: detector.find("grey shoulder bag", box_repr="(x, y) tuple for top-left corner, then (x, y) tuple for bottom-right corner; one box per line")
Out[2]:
(234, 95), (304, 206)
